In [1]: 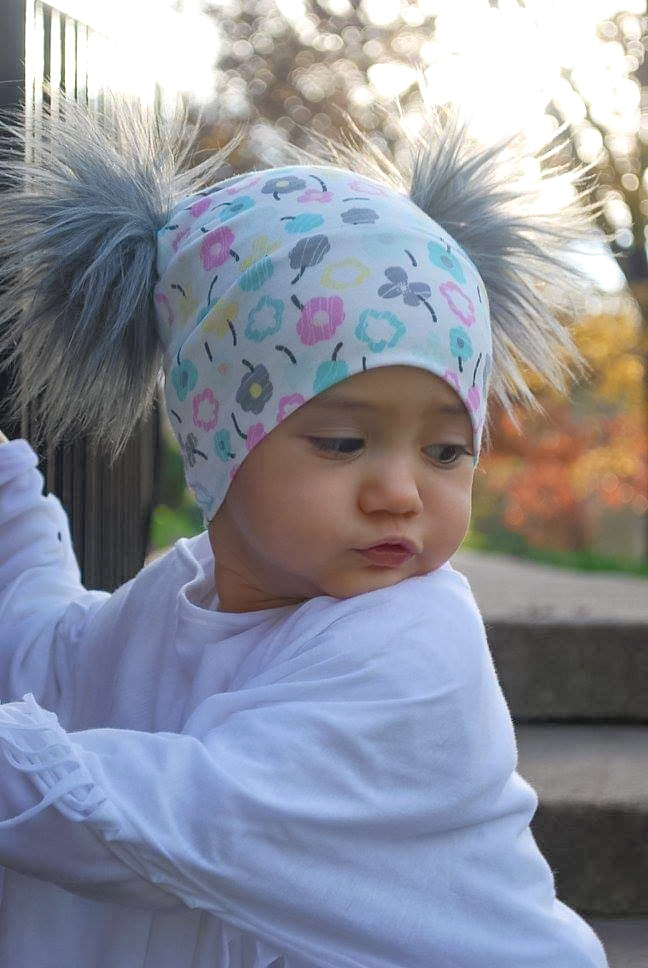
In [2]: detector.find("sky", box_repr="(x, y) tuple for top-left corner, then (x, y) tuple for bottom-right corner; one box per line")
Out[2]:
(56, 0), (643, 290)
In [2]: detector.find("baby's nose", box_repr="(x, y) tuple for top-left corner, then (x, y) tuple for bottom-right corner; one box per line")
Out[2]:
(358, 457), (424, 516)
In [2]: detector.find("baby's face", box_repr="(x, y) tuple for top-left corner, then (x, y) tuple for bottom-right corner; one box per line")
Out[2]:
(209, 366), (475, 612)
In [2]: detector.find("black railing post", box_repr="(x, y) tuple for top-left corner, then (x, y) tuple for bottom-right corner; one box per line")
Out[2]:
(0, 0), (161, 591)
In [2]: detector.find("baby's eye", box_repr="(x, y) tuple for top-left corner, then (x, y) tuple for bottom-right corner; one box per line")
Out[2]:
(309, 436), (364, 456)
(424, 443), (470, 465)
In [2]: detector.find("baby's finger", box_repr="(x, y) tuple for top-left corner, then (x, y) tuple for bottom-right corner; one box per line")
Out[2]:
(0, 431), (9, 444)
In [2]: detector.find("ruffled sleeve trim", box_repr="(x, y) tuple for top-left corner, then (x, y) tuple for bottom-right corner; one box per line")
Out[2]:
(0, 693), (106, 828)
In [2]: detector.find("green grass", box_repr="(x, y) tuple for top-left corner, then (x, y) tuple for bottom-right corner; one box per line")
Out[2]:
(463, 529), (648, 577)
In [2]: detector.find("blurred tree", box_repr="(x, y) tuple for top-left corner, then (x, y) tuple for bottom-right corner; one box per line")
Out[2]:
(164, 0), (648, 562)
(473, 300), (647, 560)
(200, 0), (441, 168)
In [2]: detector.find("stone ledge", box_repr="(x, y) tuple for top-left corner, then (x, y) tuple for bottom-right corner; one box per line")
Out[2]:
(588, 919), (648, 968)
(517, 726), (648, 915)
(489, 623), (648, 721)
(453, 550), (648, 624)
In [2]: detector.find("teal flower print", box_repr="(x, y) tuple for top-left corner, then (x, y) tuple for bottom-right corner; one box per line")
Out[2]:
(216, 196), (254, 222)
(245, 295), (284, 342)
(313, 342), (349, 394)
(282, 213), (325, 234)
(239, 256), (274, 292)
(171, 359), (198, 401)
(355, 309), (406, 353)
(449, 327), (473, 373)
(214, 428), (235, 462)
(427, 241), (466, 283)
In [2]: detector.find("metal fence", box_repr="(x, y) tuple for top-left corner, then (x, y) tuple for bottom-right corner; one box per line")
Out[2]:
(1, 0), (161, 590)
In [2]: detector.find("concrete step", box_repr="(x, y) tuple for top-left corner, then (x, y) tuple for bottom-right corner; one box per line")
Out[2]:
(489, 621), (648, 721)
(588, 919), (648, 968)
(517, 725), (648, 915)
(452, 550), (648, 721)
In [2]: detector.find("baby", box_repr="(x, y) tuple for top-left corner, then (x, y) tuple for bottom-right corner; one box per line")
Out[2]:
(0, 100), (607, 967)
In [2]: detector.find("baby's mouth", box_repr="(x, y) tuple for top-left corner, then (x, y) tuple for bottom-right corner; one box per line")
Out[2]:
(356, 543), (416, 568)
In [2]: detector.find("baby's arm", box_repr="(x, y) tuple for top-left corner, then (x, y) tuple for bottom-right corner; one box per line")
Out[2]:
(0, 436), (108, 709)
(0, 573), (607, 967)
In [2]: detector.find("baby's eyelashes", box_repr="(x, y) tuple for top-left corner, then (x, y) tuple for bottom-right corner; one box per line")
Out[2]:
(308, 436), (364, 457)
(424, 443), (472, 466)
(307, 438), (472, 465)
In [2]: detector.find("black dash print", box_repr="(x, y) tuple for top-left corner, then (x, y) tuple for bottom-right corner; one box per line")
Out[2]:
(231, 412), (247, 440)
(362, 356), (367, 371)
(228, 319), (237, 346)
(170, 409), (182, 424)
(291, 294), (304, 311)
(204, 341), (213, 362)
(207, 275), (219, 305)
(275, 344), (297, 364)
(171, 283), (187, 297)
(342, 196), (369, 202)
(404, 249), (417, 267)
(310, 174), (328, 191)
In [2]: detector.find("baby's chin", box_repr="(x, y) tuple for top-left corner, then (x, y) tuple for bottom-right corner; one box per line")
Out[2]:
(319, 560), (440, 601)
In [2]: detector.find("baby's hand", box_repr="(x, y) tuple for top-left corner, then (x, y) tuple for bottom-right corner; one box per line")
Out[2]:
(0, 431), (8, 444)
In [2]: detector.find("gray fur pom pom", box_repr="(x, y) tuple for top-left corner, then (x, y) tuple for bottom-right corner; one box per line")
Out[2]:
(319, 111), (595, 412)
(0, 98), (229, 454)
(408, 117), (594, 410)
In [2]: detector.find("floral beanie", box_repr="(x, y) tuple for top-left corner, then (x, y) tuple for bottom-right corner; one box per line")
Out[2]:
(155, 166), (492, 521)
(0, 102), (588, 519)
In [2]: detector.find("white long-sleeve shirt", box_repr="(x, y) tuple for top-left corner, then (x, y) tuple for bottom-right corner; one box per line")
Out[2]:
(0, 439), (606, 967)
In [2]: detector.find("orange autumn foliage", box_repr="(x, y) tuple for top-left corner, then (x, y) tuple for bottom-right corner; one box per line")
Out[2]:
(473, 300), (648, 555)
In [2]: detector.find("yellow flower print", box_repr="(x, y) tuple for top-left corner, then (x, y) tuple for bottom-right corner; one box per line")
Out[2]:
(202, 300), (239, 338)
(168, 280), (199, 329)
(321, 258), (371, 291)
(242, 235), (280, 270)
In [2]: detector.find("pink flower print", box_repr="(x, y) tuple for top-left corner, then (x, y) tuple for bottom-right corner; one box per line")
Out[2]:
(192, 387), (219, 431)
(200, 226), (236, 270)
(227, 175), (261, 195)
(189, 196), (212, 218)
(154, 292), (174, 328)
(277, 393), (305, 422)
(466, 385), (481, 413)
(348, 178), (388, 197)
(439, 281), (476, 327)
(444, 369), (462, 396)
(171, 226), (191, 253)
(296, 296), (345, 346)
(246, 422), (266, 451)
(297, 187), (333, 204)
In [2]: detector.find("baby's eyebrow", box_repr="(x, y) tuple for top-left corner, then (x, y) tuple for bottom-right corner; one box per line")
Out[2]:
(306, 398), (375, 413)
(306, 397), (468, 417)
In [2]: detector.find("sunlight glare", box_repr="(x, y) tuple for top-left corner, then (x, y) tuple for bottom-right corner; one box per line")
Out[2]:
(54, 0), (220, 102)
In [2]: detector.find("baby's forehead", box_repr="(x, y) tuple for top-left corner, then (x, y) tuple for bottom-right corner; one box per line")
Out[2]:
(292, 366), (470, 420)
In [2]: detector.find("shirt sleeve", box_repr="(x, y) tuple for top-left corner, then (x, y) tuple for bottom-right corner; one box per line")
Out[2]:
(0, 439), (108, 709)
(0, 574), (608, 968)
